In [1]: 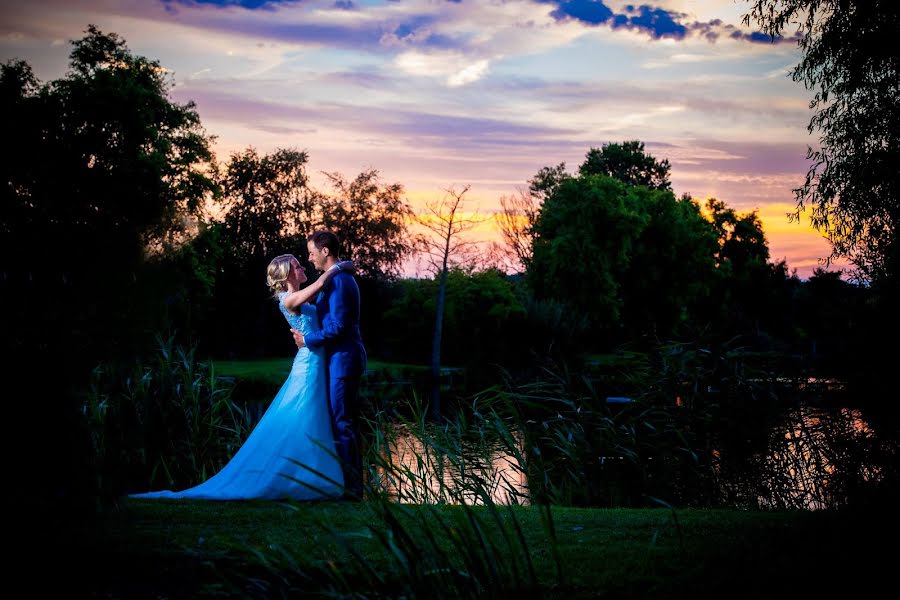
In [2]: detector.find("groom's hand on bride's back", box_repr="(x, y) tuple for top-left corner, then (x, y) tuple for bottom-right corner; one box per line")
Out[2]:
(291, 328), (305, 348)
(336, 260), (355, 274)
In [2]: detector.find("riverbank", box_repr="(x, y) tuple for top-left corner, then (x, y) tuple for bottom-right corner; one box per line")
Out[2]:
(47, 499), (896, 598)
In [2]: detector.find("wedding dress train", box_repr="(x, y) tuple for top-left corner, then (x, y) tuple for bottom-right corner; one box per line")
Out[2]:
(129, 298), (343, 500)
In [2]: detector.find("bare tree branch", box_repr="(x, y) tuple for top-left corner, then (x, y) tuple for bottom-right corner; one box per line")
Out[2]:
(414, 184), (491, 420)
(496, 186), (540, 272)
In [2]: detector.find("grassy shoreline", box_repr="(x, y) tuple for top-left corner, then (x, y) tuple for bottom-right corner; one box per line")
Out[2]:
(57, 500), (894, 598)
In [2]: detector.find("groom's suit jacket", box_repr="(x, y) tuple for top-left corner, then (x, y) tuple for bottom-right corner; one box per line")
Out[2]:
(304, 270), (367, 379)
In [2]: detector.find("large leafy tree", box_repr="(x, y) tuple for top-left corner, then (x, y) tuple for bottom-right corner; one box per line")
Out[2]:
(1, 25), (217, 360)
(579, 141), (672, 191)
(2, 26), (216, 256)
(530, 175), (644, 332)
(220, 147), (315, 262)
(618, 193), (718, 340)
(745, 1), (900, 285)
(1, 26), (217, 512)
(500, 143), (672, 275)
(529, 174), (718, 343)
(319, 169), (416, 280)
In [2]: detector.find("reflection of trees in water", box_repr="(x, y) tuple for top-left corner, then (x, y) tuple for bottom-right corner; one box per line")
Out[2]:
(717, 407), (894, 510)
(363, 391), (894, 509)
(368, 424), (528, 505)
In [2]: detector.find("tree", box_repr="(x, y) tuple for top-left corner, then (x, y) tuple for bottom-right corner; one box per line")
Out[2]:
(496, 189), (539, 272)
(417, 185), (489, 419)
(220, 147), (315, 261)
(1, 25), (217, 360)
(745, 1), (900, 286)
(319, 169), (416, 280)
(529, 174), (648, 336)
(617, 192), (718, 340)
(0, 25), (217, 514)
(495, 163), (571, 273)
(579, 141), (672, 190)
(529, 174), (717, 344)
(380, 269), (528, 374)
(701, 198), (783, 338)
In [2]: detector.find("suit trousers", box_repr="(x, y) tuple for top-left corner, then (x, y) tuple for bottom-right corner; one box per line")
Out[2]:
(329, 373), (362, 496)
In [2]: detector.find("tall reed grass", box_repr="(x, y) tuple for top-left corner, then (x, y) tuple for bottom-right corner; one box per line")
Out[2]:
(83, 335), (255, 502)
(107, 344), (892, 598)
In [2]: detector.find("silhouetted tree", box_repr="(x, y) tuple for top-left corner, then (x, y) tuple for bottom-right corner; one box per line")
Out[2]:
(579, 141), (672, 190)
(319, 169), (416, 280)
(220, 147), (315, 261)
(417, 185), (488, 419)
(0, 25), (217, 514)
(1, 25), (217, 360)
(745, 0), (900, 287)
(701, 197), (786, 340)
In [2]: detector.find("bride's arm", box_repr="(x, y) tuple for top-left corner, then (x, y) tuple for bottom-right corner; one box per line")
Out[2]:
(282, 261), (354, 312)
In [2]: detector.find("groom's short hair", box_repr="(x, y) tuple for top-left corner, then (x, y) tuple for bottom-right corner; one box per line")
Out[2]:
(309, 230), (341, 258)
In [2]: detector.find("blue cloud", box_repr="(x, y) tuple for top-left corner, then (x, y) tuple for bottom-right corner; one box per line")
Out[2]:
(334, 0), (355, 9)
(616, 5), (687, 39)
(391, 15), (462, 50)
(542, 1), (689, 40)
(540, 1), (786, 44)
(393, 15), (438, 40)
(544, 0), (614, 25)
(729, 29), (800, 44)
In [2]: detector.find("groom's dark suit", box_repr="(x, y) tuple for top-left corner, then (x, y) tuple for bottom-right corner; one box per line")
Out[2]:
(303, 270), (366, 496)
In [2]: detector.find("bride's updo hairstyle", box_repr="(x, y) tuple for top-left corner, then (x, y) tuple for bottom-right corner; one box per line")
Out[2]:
(266, 254), (297, 294)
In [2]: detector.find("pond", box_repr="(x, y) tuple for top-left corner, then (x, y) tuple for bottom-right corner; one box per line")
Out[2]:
(369, 423), (529, 506)
(232, 367), (896, 509)
(716, 404), (892, 510)
(363, 391), (896, 510)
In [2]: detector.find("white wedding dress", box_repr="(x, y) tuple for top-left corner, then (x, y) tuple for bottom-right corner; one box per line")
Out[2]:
(129, 296), (344, 500)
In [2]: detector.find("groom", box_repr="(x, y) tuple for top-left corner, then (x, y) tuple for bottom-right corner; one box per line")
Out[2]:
(292, 230), (367, 499)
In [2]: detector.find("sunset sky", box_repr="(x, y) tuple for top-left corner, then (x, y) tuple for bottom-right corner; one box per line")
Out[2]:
(1, 0), (846, 277)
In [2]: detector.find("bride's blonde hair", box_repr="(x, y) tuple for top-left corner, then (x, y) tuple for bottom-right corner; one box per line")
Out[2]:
(266, 254), (297, 294)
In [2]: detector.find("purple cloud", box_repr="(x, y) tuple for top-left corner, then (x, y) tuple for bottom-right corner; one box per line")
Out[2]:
(389, 15), (460, 50)
(174, 84), (578, 145)
(686, 140), (812, 176)
(161, 0), (301, 9)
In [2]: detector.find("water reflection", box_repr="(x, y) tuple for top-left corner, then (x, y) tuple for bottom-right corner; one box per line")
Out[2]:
(370, 424), (529, 505)
(759, 407), (881, 509)
(719, 406), (886, 510)
(369, 406), (889, 509)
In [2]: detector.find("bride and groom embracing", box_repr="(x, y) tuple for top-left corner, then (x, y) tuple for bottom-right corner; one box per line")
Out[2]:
(131, 230), (367, 502)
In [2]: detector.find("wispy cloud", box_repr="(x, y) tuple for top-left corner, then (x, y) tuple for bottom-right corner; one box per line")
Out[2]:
(0, 0), (826, 275)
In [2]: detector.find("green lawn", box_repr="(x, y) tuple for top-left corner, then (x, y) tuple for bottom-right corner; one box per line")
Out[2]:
(214, 357), (433, 387)
(58, 500), (894, 598)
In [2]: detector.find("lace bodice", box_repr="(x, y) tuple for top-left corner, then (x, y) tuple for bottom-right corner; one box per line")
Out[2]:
(277, 293), (320, 337)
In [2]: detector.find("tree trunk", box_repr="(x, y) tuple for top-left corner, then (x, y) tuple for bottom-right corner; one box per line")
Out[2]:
(429, 238), (451, 421)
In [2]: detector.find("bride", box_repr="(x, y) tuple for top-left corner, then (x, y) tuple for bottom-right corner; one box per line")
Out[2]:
(130, 254), (350, 501)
